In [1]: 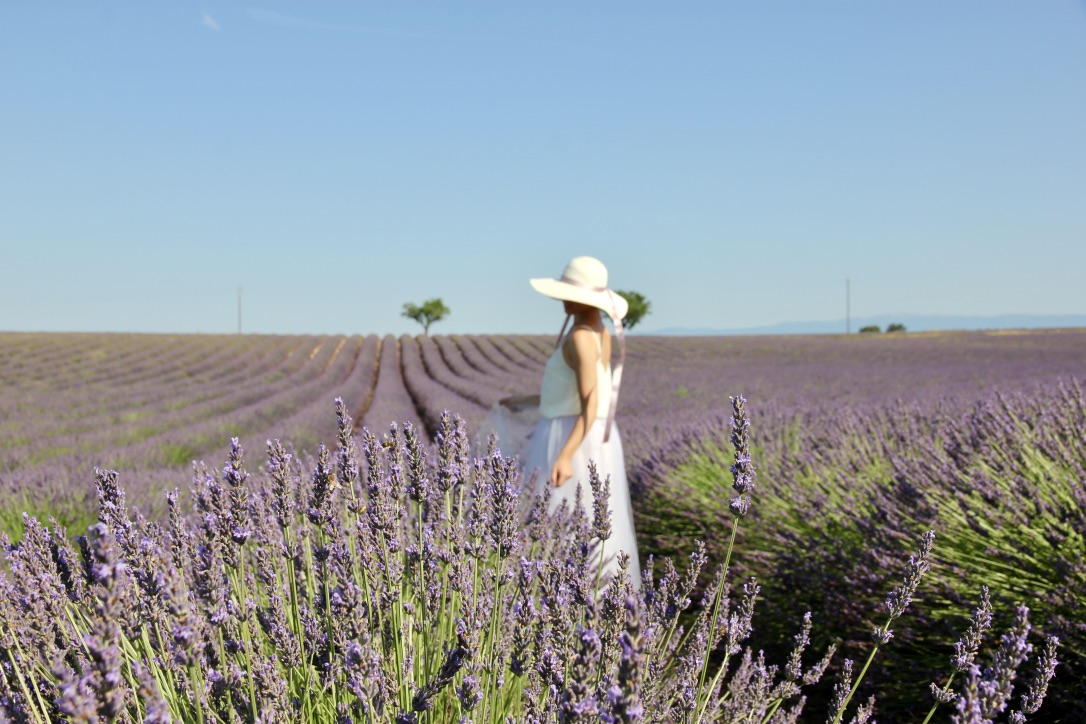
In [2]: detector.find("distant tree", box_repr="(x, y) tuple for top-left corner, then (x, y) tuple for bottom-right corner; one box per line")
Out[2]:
(615, 290), (651, 331)
(859, 324), (881, 334)
(402, 298), (450, 335)
(886, 322), (907, 333)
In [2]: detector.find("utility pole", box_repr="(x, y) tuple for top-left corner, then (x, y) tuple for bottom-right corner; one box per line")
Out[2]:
(846, 277), (851, 334)
(237, 287), (242, 335)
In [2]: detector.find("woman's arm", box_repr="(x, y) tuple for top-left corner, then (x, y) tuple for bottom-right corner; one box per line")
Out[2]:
(550, 328), (599, 487)
(499, 394), (540, 412)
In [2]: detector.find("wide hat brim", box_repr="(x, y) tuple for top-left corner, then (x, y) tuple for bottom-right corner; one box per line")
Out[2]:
(530, 278), (629, 321)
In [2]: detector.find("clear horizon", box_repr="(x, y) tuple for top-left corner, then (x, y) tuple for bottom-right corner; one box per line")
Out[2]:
(2, 2), (1084, 338)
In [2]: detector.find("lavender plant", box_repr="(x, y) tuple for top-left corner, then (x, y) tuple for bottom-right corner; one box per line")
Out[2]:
(632, 380), (1083, 719)
(0, 398), (824, 723)
(0, 383), (1070, 721)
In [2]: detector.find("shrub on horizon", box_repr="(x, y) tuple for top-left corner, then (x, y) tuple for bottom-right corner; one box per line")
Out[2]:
(402, 298), (450, 335)
(615, 290), (652, 331)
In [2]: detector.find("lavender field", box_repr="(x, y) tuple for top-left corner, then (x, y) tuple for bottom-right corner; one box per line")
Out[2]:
(0, 328), (1083, 721)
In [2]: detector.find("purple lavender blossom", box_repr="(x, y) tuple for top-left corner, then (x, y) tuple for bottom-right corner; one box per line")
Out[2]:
(411, 637), (470, 712)
(589, 461), (613, 543)
(222, 437), (252, 554)
(334, 397), (360, 492)
(84, 523), (131, 721)
(510, 596), (537, 677)
(954, 605), (1035, 721)
(607, 597), (644, 723)
(728, 395), (756, 517)
(560, 626), (602, 722)
(305, 443), (338, 527)
(486, 451), (521, 559)
(1015, 635), (1059, 718)
(882, 530), (935, 626)
(827, 658), (855, 723)
(725, 577), (759, 653)
(953, 587), (994, 672)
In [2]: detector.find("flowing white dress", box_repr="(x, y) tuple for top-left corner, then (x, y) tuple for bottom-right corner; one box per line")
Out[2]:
(522, 327), (642, 590)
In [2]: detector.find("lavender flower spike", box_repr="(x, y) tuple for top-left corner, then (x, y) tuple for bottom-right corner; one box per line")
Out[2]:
(729, 395), (756, 517)
(223, 437), (252, 549)
(560, 626), (602, 721)
(828, 658), (855, 723)
(885, 530), (935, 621)
(952, 587), (993, 672)
(1016, 635), (1059, 717)
(608, 596), (644, 723)
(980, 605), (1034, 719)
(954, 605), (1034, 722)
(589, 461), (613, 543)
(411, 639), (470, 712)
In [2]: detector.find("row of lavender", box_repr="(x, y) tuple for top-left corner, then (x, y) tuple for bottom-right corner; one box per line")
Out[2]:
(616, 328), (1086, 463)
(0, 331), (554, 516)
(4, 329), (1085, 516)
(2, 333), (348, 469)
(630, 378), (1086, 720)
(0, 398), (1059, 722)
(612, 331), (1086, 719)
(0, 333), (382, 516)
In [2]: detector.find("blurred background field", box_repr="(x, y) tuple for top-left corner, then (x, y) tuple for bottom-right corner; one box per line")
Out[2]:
(2, 327), (1084, 719)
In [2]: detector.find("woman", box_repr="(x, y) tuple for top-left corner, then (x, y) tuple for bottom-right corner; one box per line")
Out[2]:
(509, 256), (642, 591)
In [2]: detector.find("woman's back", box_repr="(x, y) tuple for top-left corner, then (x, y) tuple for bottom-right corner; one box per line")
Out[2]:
(539, 326), (612, 419)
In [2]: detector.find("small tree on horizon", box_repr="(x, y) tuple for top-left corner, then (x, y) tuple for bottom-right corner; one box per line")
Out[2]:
(402, 298), (450, 335)
(615, 290), (651, 331)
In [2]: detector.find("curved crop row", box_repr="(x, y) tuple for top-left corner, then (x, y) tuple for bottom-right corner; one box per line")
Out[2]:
(101, 336), (363, 464)
(447, 336), (535, 396)
(459, 335), (515, 374)
(449, 335), (506, 378)
(430, 335), (484, 382)
(0, 336), (336, 470)
(484, 334), (546, 371)
(0, 334), (284, 422)
(508, 334), (552, 363)
(46, 336), (224, 391)
(415, 336), (498, 408)
(137, 336), (365, 455)
(360, 336), (427, 443)
(399, 335), (486, 438)
(244, 334), (381, 457)
(1, 336), (302, 443)
(0, 336), (383, 511)
(12, 333), (207, 392)
(0, 336), (354, 482)
(0, 333), (154, 386)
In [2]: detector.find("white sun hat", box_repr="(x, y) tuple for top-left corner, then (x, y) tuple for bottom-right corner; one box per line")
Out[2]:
(529, 256), (629, 321)
(530, 255), (628, 442)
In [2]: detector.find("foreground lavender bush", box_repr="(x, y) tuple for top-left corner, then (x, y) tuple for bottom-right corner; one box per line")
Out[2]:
(633, 382), (1081, 720)
(0, 399), (1059, 722)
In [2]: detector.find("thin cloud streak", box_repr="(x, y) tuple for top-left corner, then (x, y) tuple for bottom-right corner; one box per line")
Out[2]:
(246, 7), (421, 38)
(201, 13), (221, 31)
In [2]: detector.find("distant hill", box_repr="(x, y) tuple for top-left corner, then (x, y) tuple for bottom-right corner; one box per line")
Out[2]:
(645, 314), (1086, 336)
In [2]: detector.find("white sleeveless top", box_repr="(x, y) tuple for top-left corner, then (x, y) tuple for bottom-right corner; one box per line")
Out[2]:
(539, 327), (612, 420)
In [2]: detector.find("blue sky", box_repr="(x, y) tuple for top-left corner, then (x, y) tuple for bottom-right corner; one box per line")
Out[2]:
(2, 1), (1084, 336)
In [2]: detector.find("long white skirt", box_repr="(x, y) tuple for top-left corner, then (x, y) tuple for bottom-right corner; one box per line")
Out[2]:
(522, 415), (642, 590)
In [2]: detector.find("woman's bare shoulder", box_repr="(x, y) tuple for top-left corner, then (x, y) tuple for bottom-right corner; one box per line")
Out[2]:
(568, 326), (602, 349)
(563, 327), (601, 366)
